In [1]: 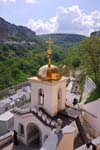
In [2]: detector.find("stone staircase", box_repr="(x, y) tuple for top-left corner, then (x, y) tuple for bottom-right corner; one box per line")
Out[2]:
(31, 108), (56, 128)
(37, 107), (73, 128)
(62, 106), (89, 144)
(13, 107), (56, 128)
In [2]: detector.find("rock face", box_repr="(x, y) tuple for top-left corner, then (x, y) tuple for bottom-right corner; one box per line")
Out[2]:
(91, 30), (100, 36)
(0, 17), (35, 41)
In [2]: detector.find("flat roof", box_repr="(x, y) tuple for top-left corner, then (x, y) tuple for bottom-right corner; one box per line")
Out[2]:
(0, 111), (14, 121)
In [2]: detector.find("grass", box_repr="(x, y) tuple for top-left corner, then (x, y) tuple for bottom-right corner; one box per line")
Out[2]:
(85, 88), (100, 104)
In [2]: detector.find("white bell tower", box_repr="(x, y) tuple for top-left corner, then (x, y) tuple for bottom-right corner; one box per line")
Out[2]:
(29, 76), (66, 116)
(29, 38), (67, 116)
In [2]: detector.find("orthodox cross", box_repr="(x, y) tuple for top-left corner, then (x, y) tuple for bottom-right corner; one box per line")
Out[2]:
(46, 38), (53, 68)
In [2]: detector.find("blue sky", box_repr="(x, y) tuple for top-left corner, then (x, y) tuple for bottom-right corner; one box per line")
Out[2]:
(0, 0), (100, 35)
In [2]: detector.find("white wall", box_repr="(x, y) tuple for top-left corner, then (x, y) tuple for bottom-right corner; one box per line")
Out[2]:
(14, 113), (51, 145)
(30, 77), (67, 116)
(0, 106), (5, 115)
(58, 133), (74, 150)
(82, 99), (100, 135)
(82, 76), (96, 104)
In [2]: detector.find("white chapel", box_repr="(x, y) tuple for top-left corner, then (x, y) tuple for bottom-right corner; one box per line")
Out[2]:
(13, 38), (75, 149)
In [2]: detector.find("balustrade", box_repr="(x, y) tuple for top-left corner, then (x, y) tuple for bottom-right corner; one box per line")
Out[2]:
(51, 120), (56, 126)
(46, 118), (51, 124)
(42, 113), (47, 121)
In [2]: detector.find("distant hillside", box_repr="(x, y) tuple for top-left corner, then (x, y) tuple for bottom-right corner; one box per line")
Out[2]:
(38, 33), (86, 47)
(91, 30), (100, 36)
(0, 17), (87, 90)
(0, 17), (35, 41)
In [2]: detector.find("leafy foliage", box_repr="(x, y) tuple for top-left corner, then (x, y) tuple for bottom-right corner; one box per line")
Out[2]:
(63, 45), (81, 71)
(0, 33), (86, 90)
(0, 43), (45, 90)
(38, 33), (85, 47)
(86, 89), (100, 103)
(80, 36), (100, 90)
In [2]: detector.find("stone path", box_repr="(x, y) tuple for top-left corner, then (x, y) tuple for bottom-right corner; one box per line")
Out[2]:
(66, 80), (80, 106)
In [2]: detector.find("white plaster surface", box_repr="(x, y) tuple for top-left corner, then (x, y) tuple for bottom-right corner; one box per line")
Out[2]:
(14, 113), (51, 145)
(41, 126), (76, 150)
(82, 99), (100, 133)
(30, 76), (67, 116)
(0, 111), (13, 121)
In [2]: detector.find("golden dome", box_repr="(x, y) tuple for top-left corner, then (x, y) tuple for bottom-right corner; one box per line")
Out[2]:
(37, 38), (61, 81)
(37, 65), (61, 81)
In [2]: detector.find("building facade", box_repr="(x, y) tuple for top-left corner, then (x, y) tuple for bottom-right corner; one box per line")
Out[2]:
(14, 38), (68, 148)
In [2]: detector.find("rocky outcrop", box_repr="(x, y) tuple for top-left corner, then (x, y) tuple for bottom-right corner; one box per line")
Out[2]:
(0, 17), (35, 41)
(91, 30), (100, 36)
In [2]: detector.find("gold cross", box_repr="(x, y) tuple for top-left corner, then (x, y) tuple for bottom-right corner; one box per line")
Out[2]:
(46, 37), (53, 50)
(46, 38), (53, 68)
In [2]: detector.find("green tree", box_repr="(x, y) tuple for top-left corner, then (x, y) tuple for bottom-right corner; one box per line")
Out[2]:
(64, 45), (81, 69)
(0, 64), (13, 90)
(80, 36), (100, 90)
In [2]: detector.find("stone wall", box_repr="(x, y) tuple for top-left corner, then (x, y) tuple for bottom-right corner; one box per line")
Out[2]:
(0, 82), (30, 97)
(81, 76), (96, 104)
(82, 99), (100, 137)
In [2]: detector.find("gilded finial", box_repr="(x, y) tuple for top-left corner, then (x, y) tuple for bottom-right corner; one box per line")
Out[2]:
(46, 38), (53, 68)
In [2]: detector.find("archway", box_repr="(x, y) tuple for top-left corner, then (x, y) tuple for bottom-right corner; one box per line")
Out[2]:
(27, 123), (41, 148)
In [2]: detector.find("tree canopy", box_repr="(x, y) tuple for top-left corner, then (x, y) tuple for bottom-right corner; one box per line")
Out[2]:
(80, 36), (100, 90)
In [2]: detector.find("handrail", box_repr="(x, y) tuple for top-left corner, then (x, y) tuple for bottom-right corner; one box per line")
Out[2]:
(61, 110), (89, 144)
(0, 132), (14, 149)
(75, 117), (88, 144)
(65, 103), (97, 118)
(38, 108), (73, 128)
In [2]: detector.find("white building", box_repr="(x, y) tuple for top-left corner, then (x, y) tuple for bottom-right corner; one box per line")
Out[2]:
(0, 111), (14, 136)
(13, 39), (75, 149)
(82, 98), (100, 137)
(0, 86), (31, 115)
(41, 125), (76, 150)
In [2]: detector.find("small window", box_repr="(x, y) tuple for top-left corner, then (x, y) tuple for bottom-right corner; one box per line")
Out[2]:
(19, 124), (24, 136)
(58, 88), (62, 101)
(38, 89), (44, 105)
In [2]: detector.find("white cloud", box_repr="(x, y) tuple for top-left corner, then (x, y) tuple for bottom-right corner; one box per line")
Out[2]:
(0, 0), (16, 2)
(27, 5), (100, 35)
(27, 19), (55, 34)
(0, 0), (36, 3)
(25, 0), (36, 4)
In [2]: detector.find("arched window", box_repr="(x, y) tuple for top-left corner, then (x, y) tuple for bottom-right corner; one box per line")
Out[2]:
(58, 88), (62, 101)
(38, 89), (44, 105)
(19, 124), (24, 136)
